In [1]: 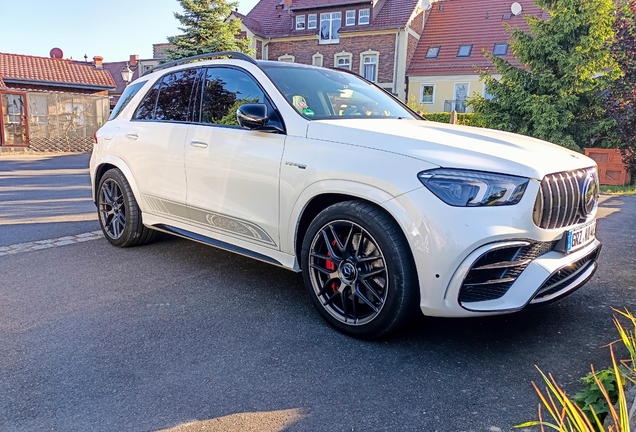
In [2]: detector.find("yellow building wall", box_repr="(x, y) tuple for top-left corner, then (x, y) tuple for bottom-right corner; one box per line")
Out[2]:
(407, 74), (502, 114)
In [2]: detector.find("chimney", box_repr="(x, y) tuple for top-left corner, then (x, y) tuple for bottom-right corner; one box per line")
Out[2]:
(284, 0), (292, 9)
(93, 56), (103, 68)
(129, 54), (139, 67)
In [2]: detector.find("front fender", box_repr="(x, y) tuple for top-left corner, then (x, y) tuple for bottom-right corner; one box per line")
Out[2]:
(283, 179), (422, 257)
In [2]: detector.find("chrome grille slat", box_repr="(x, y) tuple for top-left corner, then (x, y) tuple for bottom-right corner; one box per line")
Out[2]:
(533, 168), (598, 230)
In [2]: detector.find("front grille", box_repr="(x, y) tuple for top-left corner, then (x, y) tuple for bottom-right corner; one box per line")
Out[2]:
(531, 246), (601, 304)
(459, 241), (557, 303)
(533, 168), (598, 230)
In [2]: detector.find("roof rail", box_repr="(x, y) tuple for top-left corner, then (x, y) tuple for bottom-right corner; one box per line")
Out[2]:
(142, 51), (258, 76)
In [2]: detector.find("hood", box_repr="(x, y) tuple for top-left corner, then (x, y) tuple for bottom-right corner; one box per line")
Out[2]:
(306, 119), (596, 179)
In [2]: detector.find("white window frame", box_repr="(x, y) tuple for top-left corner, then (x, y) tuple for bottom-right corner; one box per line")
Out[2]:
(346, 10), (356, 26)
(296, 15), (306, 30)
(420, 84), (435, 104)
(308, 14), (317, 29)
(334, 52), (352, 70)
(453, 82), (470, 102)
(320, 12), (341, 44)
(360, 50), (379, 82)
(312, 53), (324, 67)
(278, 54), (295, 63)
(358, 8), (370, 25)
(483, 82), (495, 100)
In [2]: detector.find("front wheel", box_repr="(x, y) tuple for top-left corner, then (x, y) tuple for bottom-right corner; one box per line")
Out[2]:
(97, 168), (155, 247)
(301, 201), (417, 339)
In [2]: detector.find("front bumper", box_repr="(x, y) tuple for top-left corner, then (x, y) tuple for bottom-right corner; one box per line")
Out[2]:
(389, 182), (601, 318)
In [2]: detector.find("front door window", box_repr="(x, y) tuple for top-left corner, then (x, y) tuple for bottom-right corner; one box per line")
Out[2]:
(1, 93), (28, 146)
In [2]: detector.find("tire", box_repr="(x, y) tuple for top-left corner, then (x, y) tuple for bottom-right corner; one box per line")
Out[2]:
(97, 168), (155, 247)
(301, 201), (417, 339)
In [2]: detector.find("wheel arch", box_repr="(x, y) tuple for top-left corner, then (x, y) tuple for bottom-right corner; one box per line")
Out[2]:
(291, 183), (420, 274)
(93, 156), (143, 211)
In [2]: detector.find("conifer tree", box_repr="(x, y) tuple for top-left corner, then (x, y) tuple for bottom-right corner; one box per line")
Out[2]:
(602, 0), (636, 179)
(166, 0), (252, 60)
(470, 0), (617, 151)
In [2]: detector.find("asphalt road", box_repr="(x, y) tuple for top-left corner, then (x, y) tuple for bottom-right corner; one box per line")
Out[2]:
(0, 154), (635, 432)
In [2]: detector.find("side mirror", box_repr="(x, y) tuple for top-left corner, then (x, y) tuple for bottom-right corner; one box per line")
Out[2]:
(237, 103), (268, 130)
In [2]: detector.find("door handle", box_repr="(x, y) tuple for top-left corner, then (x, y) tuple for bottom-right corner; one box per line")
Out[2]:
(125, 133), (138, 140)
(190, 140), (208, 148)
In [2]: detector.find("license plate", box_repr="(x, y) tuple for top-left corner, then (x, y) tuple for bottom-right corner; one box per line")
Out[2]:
(566, 220), (596, 253)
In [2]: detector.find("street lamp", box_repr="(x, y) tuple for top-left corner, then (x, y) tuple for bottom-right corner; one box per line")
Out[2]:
(120, 63), (134, 85)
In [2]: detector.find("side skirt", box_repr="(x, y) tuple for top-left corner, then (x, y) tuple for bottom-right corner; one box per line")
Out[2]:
(153, 223), (286, 268)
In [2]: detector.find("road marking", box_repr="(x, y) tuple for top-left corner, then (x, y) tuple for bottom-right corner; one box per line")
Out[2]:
(0, 231), (103, 257)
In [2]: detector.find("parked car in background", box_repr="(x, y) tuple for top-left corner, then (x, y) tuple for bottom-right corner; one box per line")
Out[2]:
(90, 52), (601, 339)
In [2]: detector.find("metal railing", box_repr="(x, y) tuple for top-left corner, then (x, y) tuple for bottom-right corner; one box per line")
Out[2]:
(444, 99), (468, 113)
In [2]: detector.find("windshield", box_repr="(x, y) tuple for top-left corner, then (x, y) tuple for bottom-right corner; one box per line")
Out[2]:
(260, 64), (417, 120)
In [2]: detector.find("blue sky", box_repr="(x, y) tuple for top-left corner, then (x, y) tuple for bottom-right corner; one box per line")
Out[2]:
(0, 0), (259, 62)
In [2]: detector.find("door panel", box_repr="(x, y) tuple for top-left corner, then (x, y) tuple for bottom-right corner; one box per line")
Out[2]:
(1, 93), (28, 146)
(124, 68), (200, 216)
(184, 66), (285, 249)
(184, 126), (284, 249)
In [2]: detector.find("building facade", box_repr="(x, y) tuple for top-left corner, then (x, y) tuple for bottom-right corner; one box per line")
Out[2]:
(234, 0), (426, 101)
(0, 53), (115, 152)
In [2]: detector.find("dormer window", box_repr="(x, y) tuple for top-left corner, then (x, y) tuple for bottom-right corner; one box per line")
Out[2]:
(493, 43), (508, 56)
(346, 10), (355, 26)
(320, 12), (341, 44)
(296, 15), (306, 30)
(359, 8), (370, 25)
(426, 46), (440, 59)
(308, 14), (317, 29)
(457, 44), (472, 57)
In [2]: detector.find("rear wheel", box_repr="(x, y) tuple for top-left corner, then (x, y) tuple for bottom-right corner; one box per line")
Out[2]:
(301, 201), (417, 339)
(97, 168), (155, 247)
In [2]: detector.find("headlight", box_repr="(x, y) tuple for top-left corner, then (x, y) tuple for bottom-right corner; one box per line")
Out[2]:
(418, 169), (529, 207)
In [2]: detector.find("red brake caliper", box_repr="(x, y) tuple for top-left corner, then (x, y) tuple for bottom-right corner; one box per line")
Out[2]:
(326, 239), (338, 292)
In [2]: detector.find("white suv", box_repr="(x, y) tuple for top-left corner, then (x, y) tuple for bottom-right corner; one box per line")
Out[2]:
(90, 52), (601, 339)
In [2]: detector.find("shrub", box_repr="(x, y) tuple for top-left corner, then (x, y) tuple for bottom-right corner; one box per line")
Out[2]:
(423, 112), (487, 128)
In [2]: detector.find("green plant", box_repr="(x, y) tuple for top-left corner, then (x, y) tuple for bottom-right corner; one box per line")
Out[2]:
(573, 368), (621, 424)
(599, 185), (636, 195)
(423, 112), (487, 128)
(516, 309), (636, 431)
(407, 95), (428, 116)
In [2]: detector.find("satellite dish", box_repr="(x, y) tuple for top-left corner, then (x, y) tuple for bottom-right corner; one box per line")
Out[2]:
(511, 2), (522, 16)
(50, 48), (64, 59)
(421, 0), (432, 10)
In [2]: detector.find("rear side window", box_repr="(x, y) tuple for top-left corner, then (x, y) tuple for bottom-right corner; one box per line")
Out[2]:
(199, 67), (266, 125)
(134, 68), (200, 121)
(109, 80), (147, 120)
(134, 82), (160, 120)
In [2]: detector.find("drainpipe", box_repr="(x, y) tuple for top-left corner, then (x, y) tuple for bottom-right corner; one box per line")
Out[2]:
(393, 28), (401, 96)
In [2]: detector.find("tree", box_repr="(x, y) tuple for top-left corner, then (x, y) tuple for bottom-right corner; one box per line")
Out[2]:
(166, 0), (252, 60)
(602, 0), (636, 179)
(470, 0), (617, 151)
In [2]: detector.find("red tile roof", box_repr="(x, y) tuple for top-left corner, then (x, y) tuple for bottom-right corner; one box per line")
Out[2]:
(0, 75), (6, 90)
(0, 52), (116, 89)
(407, 0), (544, 76)
(243, 0), (418, 38)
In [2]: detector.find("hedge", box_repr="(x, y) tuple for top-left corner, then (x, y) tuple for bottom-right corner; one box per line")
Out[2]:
(422, 112), (487, 128)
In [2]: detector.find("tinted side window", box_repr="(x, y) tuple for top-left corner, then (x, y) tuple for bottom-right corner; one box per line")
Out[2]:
(155, 69), (200, 122)
(200, 67), (265, 126)
(109, 80), (147, 120)
(134, 81), (160, 120)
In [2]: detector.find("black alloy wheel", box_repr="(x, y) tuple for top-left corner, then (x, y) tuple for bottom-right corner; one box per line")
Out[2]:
(302, 201), (417, 339)
(97, 168), (155, 247)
